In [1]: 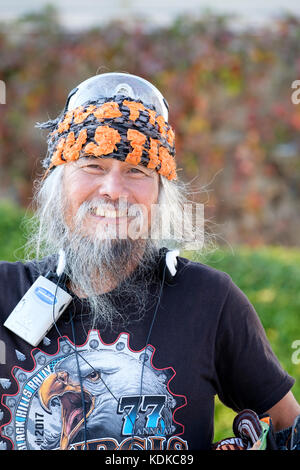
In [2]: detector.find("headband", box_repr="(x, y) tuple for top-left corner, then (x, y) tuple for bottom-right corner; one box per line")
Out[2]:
(41, 96), (176, 180)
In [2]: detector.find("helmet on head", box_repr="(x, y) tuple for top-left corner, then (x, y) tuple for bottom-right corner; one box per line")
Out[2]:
(65, 72), (169, 121)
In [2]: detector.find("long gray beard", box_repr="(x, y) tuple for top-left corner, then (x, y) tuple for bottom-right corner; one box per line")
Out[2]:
(60, 203), (160, 330)
(64, 236), (159, 330)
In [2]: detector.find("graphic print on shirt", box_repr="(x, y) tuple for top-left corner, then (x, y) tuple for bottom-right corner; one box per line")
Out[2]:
(0, 330), (187, 450)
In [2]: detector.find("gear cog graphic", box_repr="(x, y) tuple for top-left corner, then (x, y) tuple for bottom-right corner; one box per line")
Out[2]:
(1, 331), (186, 450)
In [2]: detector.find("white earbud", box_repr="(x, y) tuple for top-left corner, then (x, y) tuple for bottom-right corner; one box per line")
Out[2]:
(165, 249), (179, 277)
(56, 249), (66, 277)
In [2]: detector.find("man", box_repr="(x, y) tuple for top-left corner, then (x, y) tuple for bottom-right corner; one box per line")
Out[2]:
(0, 72), (299, 451)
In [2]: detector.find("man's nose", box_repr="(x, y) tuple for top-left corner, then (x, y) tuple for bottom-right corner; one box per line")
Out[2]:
(96, 170), (129, 201)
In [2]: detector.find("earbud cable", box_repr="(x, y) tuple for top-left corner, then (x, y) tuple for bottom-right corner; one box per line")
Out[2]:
(131, 261), (167, 443)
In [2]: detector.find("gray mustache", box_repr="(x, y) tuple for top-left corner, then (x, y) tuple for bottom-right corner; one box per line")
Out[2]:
(79, 199), (145, 218)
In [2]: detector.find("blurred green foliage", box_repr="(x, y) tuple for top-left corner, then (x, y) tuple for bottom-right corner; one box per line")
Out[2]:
(0, 201), (30, 262)
(1, 201), (299, 442)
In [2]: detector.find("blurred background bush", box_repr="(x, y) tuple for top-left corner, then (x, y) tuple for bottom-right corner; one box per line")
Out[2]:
(0, 1), (300, 444)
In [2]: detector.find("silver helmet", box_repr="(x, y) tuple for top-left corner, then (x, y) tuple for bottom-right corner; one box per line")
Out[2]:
(65, 72), (169, 121)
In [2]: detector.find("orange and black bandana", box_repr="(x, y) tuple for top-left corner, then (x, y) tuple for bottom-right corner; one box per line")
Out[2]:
(39, 96), (176, 180)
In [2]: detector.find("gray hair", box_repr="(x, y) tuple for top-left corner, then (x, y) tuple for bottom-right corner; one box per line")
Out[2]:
(25, 165), (207, 260)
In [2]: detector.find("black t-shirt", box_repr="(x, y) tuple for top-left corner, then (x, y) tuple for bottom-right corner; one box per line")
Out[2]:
(0, 254), (294, 450)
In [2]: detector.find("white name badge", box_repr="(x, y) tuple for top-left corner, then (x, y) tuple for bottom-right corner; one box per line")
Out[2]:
(4, 276), (72, 347)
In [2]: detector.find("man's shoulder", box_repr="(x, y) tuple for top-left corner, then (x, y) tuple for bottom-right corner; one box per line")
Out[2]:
(0, 256), (57, 286)
(175, 254), (254, 320)
(176, 254), (232, 286)
(0, 256), (58, 319)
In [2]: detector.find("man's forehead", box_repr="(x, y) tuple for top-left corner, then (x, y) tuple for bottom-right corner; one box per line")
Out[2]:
(74, 156), (155, 171)
(76, 156), (126, 165)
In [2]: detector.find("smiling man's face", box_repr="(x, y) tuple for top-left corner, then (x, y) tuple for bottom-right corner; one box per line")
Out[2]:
(62, 157), (160, 241)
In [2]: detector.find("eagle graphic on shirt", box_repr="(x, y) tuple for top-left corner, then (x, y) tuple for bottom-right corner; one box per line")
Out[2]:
(0, 331), (187, 450)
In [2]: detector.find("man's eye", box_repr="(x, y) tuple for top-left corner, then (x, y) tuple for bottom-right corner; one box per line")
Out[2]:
(128, 167), (148, 176)
(82, 165), (105, 173)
